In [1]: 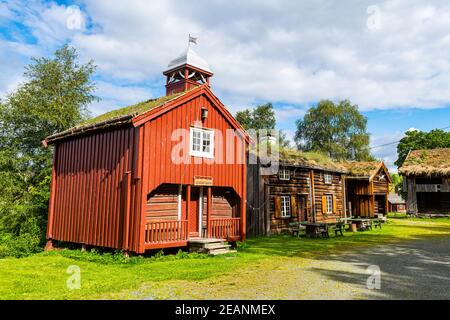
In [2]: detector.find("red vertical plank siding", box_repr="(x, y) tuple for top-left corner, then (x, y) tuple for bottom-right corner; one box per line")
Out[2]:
(140, 93), (247, 244)
(48, 126), (137, 250)
(47, 90), (247, 253)
(46, 144), (58, 240)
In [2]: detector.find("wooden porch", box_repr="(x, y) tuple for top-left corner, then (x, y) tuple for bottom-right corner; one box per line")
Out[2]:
(144, 218), (241, 249)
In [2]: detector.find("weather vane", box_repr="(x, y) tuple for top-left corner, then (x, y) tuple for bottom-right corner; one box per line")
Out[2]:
(188, 34), (198, 46)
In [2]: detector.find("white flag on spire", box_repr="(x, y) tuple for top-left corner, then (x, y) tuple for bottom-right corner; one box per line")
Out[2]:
(189, 35), (198, 45)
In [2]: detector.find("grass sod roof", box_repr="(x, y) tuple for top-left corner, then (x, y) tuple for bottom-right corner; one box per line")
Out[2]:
(340, 161), (383, 178)
(254, 148), (390, 175)
(81, 93), (183, 127)
(278, 148), (347, 172)
(398, 148), (450, 176)
(254, 147), (347, 172)
(45, 92), (184, 143)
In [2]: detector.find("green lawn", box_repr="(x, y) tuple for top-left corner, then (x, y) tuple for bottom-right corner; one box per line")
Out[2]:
(1, 218), (450, 300)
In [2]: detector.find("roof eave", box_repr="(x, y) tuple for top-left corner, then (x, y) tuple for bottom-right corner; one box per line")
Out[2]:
(45, 114), (134, 145)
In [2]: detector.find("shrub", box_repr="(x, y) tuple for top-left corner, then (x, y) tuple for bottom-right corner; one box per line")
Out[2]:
(0, 217), (43, 258)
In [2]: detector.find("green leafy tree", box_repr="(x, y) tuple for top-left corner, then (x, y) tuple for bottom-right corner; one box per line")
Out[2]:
(0, 45), (97, 255)
(294, 99), (373, 161)
(390, 173), (403, 195)
(395, 129), (450, 168)
(236, 102), (290, 147)
(236, 102), (276, 131)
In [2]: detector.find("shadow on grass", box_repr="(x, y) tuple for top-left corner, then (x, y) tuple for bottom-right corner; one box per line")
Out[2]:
(310, 238), (450, 299)
(242, 223), (450, 258)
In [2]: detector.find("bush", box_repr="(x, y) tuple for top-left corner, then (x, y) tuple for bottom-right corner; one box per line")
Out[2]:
(0, 217), (43, 258)
(43, 247), (208, 264)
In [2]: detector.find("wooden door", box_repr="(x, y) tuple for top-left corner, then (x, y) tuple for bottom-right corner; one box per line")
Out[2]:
(188, 187), (200, 237)
(297, 195), (307, 221)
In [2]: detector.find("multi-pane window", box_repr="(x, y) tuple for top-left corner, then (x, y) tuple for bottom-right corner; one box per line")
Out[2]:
(324, 173), (332, 184)
(279, 168), (290, 180)
(190, 127), (214, 158)
(281, 196), (291, 218)
(325, 195), (333, 214)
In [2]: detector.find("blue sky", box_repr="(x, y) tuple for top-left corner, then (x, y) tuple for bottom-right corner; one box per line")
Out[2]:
(1, 0), (450, 172)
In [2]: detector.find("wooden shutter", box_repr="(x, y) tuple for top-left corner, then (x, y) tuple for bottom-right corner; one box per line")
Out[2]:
(322, 195), (327, 214)
(333, 195), (337, 214)
(291, 196), (298, 217)
(274, 196), (281, 218)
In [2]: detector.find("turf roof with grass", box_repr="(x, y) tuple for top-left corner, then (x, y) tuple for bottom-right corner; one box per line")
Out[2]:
(340, 161), (383, 177)
(79, 92), (182, 127)
(399, 148), (450, 176)
(256, 148), (347, 172)
(45, 92), (184, 143)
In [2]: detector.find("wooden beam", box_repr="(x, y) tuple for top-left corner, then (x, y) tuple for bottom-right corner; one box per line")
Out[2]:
(342, 175), (347, 219)
(186, 184), (191, 221)
(123, 171), (132, 250)
(207, 186), (212, 237)
(309, 170), (316, 223)
(265, 179), (271, 235)
(184, 68), (189, 91)
(406, 176), (418, 214)
(241, 151), (247, 241)
(46, 145), (58, 240)
(370, 180), (375, 217)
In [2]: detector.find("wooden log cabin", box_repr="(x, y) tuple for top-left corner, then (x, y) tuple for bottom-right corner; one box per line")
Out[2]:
(43, 45), (249, 254)
(388, 193), (406, 213)
(259, 150), (348, 234)
(342, 161), (391, 218)
(399, 148), (450, 215)
(246, 152), (393, 235)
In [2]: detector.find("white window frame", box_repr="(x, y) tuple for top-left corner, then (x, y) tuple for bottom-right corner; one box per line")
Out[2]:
(325, 194), (333, 214)
(324, 173), (333, 184)
(189, 127), (214, 159)
(281, 196), (291, 218)
(279, 167), (290, 181)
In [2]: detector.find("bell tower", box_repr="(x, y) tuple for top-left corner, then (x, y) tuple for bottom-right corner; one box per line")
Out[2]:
(163, 37), (213, 96)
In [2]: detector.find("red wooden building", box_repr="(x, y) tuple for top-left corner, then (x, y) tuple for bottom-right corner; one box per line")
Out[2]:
(44, 45), (249, 254)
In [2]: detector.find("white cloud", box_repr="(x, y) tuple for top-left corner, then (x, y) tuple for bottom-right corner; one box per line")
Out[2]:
(2, 0), (449, 172)
(370, 131), (406, 173)
(61, 0), (450, 111)
(90, 81), (153, 115)
(3, 0), (450, 111)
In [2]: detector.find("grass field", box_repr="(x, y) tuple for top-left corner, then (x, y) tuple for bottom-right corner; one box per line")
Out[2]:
(1, 217), (450, 299)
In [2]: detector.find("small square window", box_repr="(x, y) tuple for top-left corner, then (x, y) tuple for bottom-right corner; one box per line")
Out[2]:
(281, 196), (291, 218)
(324, 173), (332, 184)
(279, 168), (290, 180)
(190, 127), (214, 158)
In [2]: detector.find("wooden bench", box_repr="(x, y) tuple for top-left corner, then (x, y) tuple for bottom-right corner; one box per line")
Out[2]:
(372, 219), (382, 229)
(327, 223), (344, 237)
(289, 222), (307, 238)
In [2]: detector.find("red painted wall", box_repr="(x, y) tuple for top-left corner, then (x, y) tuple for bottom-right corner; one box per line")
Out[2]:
(46, 87), (247, 253)
(137, 92), (247, 250)
(47, 126), (142, 252)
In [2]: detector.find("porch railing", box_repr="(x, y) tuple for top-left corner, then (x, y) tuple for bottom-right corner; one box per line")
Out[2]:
(144, 220), (188, 245)
(210, 218), (240, 239)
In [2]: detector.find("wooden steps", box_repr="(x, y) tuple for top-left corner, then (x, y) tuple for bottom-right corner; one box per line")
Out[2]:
(188, 238), (236, 255)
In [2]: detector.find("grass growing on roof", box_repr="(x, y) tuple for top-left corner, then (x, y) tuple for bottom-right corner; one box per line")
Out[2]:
(78, 93), (182, 127)
(341, 161), (381, 177)
(1, 219), (450, 299)
(278, 148), (345, 171)
(399, 148), (450, 176)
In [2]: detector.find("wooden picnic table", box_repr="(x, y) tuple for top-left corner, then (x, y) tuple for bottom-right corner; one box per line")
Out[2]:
(299, 221), (345, 238)
(348, 218), (372, 231)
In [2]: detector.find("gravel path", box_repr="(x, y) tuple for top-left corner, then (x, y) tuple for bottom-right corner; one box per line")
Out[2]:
(130, 238), (450, 300)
